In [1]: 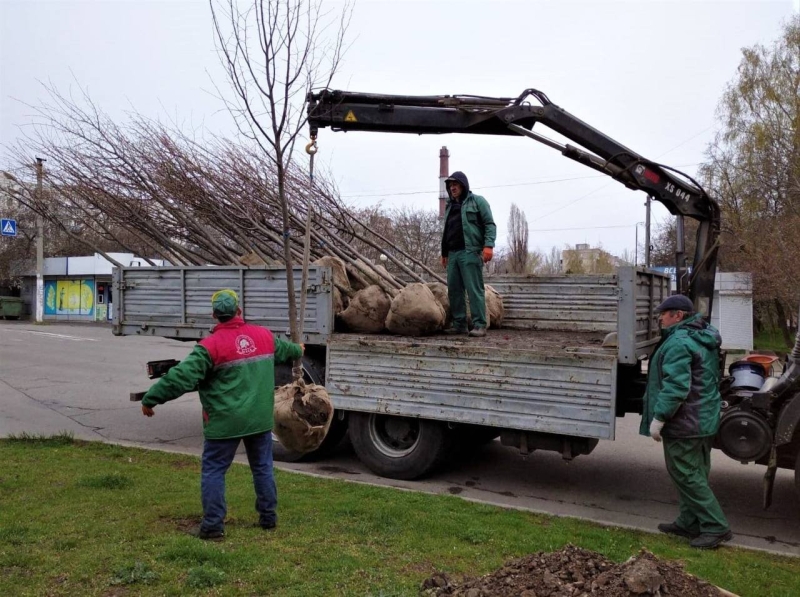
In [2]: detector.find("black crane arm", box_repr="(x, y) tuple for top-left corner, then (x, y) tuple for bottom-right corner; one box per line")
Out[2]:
(306, 88), (720, 316)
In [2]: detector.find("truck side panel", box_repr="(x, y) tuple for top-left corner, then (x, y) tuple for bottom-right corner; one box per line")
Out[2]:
(113, 266), (333, 343)
(486, 274), (618, 332)
(327, 339), (618, 440)
(617, 268), (670, 364)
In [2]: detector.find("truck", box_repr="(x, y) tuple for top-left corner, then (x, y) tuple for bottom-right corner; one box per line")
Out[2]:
(115, 88), (800, 506)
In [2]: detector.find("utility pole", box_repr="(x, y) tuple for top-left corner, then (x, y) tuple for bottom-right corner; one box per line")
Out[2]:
(35, 157), (45, 323)
(644, 195), (651, 268)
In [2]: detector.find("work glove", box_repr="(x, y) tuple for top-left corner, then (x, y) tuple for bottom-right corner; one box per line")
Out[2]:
(649, 419), (665, 442)
(482, 247), (493, 263)
(142, 404), (155, 417)
(441, 256), (448, 268)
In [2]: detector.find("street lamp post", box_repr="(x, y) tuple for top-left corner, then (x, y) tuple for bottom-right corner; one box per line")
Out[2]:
(634, 221), (645, 267)
(35, 158), (45, 323)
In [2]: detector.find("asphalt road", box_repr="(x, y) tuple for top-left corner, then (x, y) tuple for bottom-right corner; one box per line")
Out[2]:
(1, 321), (798, 556)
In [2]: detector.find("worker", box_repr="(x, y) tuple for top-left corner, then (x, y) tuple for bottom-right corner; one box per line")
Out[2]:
(641, 294), (732, 549)
(140, 289), (303, 540)
(440, 171), (496, 337)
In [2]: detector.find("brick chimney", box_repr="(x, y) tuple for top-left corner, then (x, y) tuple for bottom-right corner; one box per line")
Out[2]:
(438, 146), (450, 219)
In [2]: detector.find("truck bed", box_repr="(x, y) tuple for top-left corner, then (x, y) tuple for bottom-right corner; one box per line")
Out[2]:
(344, 328), (609, 352)
(325, 329), (620, 440)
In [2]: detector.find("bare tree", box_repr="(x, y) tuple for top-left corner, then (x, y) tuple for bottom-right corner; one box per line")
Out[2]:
(508, 203), (529, 273)
(537, 246), (562, 274)
(526, 250), (543, 274)
(210, 0), (352, 345)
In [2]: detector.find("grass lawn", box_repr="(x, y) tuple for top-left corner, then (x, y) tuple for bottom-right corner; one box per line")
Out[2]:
(754, 329), (794, 354)
(1, 434), (798, 596)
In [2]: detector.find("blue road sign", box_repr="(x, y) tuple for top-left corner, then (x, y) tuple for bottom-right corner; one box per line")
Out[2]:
(1, 219), (17, 237)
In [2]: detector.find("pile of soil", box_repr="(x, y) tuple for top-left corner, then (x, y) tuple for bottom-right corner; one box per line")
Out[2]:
(421, 545), (726, 597)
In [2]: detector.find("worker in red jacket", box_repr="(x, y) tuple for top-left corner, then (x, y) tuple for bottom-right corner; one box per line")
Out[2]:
(141, 289), (303, 540)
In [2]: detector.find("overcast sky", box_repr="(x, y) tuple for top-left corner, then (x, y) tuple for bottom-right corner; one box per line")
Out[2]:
(2, 0), (798, 259)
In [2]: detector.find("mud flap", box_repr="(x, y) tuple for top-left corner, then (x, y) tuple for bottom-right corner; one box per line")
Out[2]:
(762, 445), (777, 510)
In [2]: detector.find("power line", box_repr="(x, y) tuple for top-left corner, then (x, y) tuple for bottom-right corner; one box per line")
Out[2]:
(340, 162), (701, 199)
(529, 223), (637, 233)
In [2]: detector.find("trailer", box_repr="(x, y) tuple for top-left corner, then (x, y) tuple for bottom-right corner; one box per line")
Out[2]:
(114, 264), (670, 480)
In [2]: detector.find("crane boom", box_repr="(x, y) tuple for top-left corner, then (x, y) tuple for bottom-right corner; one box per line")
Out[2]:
(306, 88), (720, 316)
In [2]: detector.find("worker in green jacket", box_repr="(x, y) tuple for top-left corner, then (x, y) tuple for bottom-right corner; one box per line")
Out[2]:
(141, 289), (303, 540)
(440, 171), (496, 337)
(641, 294), (732, 549)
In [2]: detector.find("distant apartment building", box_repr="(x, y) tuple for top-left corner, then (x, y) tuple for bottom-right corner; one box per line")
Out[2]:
(561, 243), (625, 274)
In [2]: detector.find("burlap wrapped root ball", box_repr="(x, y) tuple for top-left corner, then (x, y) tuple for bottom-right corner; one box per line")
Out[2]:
(313, 256), (351, 316)
(466, 285), (506, 329)
(386, 283), (446, 336)
(485, 284), (505, 328)
(273, 380), (333, 454)
(338, 285), (391, 333)
(426, 282), (451, 328)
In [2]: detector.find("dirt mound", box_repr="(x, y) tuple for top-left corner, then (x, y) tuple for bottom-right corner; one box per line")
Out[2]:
(386, 283), (446, 336)
(420, 545), (724, 597)
(273, 380), (333, 454)
(338, 285), (391, 333)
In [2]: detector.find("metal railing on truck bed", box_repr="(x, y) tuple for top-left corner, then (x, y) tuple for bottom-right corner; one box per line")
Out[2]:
(112, 265), (334, 345)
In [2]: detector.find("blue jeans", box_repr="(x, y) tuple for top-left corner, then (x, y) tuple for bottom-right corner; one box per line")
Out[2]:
(200, 431), (277, 533)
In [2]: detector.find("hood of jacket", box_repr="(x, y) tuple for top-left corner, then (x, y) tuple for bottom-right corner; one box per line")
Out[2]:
(445, 171), (470, 201)
(662, 312), (721, 351)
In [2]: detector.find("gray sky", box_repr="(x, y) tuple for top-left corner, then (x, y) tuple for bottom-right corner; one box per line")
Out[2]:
(2, 0), (798, 259)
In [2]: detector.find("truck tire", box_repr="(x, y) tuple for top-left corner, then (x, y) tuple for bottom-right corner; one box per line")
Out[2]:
(795, 447), (800, 504)
(349, 412), (450, 480)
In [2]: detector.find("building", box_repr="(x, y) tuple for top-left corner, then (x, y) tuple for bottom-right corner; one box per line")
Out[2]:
(651, 267), (753, 351)
(19, 252), (165, 322)
(561, 244), (625, 273)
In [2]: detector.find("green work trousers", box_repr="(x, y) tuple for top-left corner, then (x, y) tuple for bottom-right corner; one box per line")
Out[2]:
(663, 436), (729, 534)
(447, 249), (486, 330)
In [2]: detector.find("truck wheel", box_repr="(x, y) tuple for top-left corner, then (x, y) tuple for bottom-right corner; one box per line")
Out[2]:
(349, 412), (450, 480)
(273, 412), (348, 463)
(795, 448), (800, 502)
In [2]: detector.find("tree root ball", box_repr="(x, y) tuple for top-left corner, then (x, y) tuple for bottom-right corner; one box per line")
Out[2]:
(273, 380), (333, 454)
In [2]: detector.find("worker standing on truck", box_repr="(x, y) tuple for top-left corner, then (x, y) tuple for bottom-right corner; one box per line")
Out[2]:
(641, 294), (732, 549)
(440, 171), (496, 337)
(140, 289), (303, 541)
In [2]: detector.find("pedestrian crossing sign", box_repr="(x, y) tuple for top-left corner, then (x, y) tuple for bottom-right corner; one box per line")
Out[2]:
(1, 219), (17, 237)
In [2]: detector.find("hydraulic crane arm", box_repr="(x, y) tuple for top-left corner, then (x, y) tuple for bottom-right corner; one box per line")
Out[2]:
(306, 88), (720, 316)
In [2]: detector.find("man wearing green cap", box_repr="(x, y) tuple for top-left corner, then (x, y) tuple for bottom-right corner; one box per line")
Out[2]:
(640, 294), (732, 549)
(141, 289), (303, 540)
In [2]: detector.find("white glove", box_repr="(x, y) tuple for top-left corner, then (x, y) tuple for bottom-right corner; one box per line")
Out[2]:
(650, 419), (665, 442)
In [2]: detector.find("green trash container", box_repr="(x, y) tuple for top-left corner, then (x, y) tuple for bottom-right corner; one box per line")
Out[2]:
(0, 296), (24, 320)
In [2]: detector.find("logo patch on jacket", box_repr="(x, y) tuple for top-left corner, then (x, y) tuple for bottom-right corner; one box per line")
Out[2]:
(235, 334), (257, 355)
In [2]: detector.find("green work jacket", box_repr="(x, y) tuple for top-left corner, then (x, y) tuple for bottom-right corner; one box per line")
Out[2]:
(640, 313), (723, 439)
